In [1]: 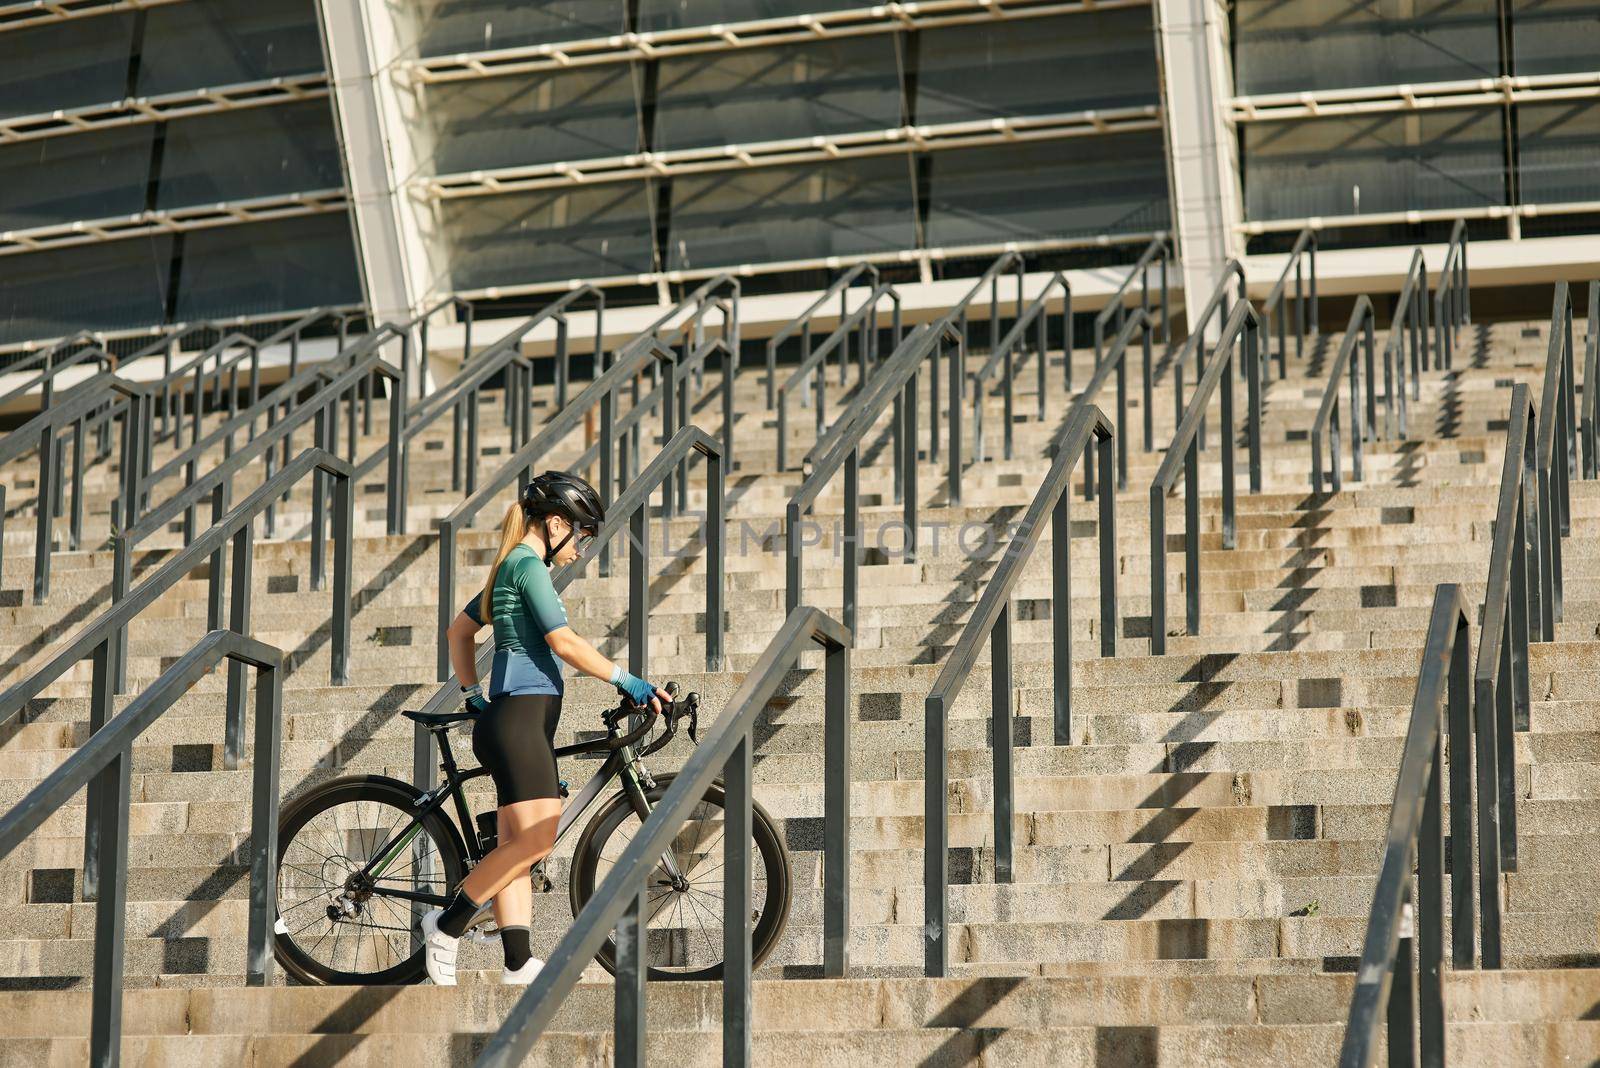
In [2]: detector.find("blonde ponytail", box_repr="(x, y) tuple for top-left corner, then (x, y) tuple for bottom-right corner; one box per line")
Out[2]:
(480, 502), (531, 622)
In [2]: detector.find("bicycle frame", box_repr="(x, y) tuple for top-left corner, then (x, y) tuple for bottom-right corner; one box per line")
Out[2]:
(353, 721), (656, 909)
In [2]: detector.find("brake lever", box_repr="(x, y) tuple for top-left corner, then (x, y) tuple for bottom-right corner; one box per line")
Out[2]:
(686, 692), (700, 744)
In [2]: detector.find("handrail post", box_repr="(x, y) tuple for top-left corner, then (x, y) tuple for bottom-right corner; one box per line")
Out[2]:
(614, 885), (647, 1063)
(81, 641), (116, 903)
(245, 651), (283, 986)
(843, 449), (860, 638)
(223, 519), (255, 770)
(948, 329), (962, 505)
(723, 731), (753, 1067)
(822, 633), (852, 977)
(1184, 439), (1202, 638)
(1052, 491), (1073, 742)
(923, 692), (949, 977)
(629, 505), (648, 677)
(705, 445), (725, 672)
(87, 742), (130, 1068)
(991, 604), (1014, 883)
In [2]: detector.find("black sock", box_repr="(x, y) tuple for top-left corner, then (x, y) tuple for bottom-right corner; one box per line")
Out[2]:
(502, 925), (533, 970)
(436, 888), (483, 938)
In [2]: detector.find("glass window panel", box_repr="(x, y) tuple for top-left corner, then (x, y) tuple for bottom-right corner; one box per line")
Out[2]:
(1243, 109), (1507, 220)
(666, 156), (915, 270)
(917, 11), (1159, 124)
(1512, 0), (1600, 76)
(0, 237), (174, 345)
(1517, 100), (1600, 206)
(638, 1), (857, 33)
(0, 126), (154, 230)
(408, 1), (625, 58)
(175, 214), (362, 321)
(443, 184), (657, 288)
(156, 101), (345, 208)
(1234, 0), (1499, 95)
(136, 0), (326, 96)
(0, 17), (135, 119)
(423, 66), (643, 174)
(655, 37), (904, 151)
(925, 135), (1170, 247)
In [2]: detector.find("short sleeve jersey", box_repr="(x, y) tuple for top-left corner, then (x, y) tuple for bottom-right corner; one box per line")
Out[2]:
(461, 544), (569, 697)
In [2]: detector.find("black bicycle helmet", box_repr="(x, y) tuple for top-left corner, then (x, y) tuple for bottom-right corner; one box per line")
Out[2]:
(520, 471), (605, 565)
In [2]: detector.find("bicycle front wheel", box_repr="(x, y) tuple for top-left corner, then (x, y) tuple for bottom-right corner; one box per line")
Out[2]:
(274, 775), (469, 985)
(569, 773), (791, 981)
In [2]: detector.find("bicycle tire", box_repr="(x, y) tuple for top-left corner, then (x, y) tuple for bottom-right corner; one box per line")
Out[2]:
(273, 775), (469, 986)
(568, 774), (791, 981)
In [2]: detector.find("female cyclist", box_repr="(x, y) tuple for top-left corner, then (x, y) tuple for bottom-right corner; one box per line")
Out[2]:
(421, 470), (670, 985)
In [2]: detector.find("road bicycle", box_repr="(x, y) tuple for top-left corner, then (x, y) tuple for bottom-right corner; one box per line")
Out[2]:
(272, 683), (790, 985)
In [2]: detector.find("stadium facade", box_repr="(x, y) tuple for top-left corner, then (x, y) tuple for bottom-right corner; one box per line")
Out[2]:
(1, 0), (1597, 348)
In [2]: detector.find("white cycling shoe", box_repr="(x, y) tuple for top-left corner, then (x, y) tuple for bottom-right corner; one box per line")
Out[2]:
(420, 908), (460, 987)
(500, 957), (545, 985)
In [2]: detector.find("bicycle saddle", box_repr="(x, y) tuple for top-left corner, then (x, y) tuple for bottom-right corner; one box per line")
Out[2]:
(401, 708), (476, 731)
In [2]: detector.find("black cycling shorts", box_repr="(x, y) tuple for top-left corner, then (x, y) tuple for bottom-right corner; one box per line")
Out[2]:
(471, 694), (562, 806)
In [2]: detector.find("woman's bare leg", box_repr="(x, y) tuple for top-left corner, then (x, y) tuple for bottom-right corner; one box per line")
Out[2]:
(488, 802), (549, 928)
(460, 797), (560, 906)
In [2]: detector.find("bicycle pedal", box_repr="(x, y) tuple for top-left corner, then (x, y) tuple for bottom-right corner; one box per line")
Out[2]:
(468, 928), (501, 946)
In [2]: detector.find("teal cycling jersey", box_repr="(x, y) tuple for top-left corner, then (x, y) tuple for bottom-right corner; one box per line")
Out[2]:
(462, 544), (569, 697)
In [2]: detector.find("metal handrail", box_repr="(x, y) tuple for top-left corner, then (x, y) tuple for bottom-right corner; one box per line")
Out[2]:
(1310, 296), (1379, 495)
(1047, 308), (1152, 498)
(0, 629), (283, 1068)
(1148, 299), (1264, 654)
(1533, 281), (1581, 637)
(1164, 258), (1247, 453)
(154, 331), (264, 450)
(923, 403), (1117, 976)
(1338, 584), (1484, 1068)
(764, 261), (879, 406)
(0, 336), (117, 411)
(434, 335), (680, 679)
(775, 281), (901, 471)
(0, 370), (147, 603)
(0, 447), (350, 929)
(476, 607), (852, 1068)
(972, 271), (1069, 462)
(1093, 236), (1170, 362)
(0, 329), (101, 378)
(1583, 281), (1600, 480)
(1474, 385), (1542, 954)
(647, 272), (741, 352)
(1389, 248), (1431, 423)
(785, 321), (966, 633)
(413, 295), (474, 399)
(1433, 219), (1471, 368)
(1260, 226), (1318, 379)
(950, 249), (1026, 358)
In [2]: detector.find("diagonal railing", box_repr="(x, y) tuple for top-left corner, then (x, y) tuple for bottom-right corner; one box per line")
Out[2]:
(1339, 583), (1495, 1068)
(1532, 280), (1582, 637)
(1260, 226), (1318, 379)
(1433, 219), (1471, 368)
(0, 629), (283, 1068)
(1049, 307), (1154, 501)
(1310, 296), (1379, 495)
(1581, 281), (1600, 480)
(475, 606), (851, 1068)
(972, 271), (1069, 462)
(765, 261), (878, 407)
(1389, 248), (1431, 422)
(785, 322), (966, 633)
(1148, 299), (1264, 654)
(1093, 235), (1171, 363)
(923, 402), (1117, 975)
(775, 281), (901, 471)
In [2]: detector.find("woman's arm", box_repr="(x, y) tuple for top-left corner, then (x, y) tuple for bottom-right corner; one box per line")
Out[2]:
(547, 627), (672, 713)
(447, 609), (485, 687)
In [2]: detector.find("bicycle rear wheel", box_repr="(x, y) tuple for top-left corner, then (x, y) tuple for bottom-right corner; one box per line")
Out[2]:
(274, 775), (468, 985)
(569, 774), (791, 981)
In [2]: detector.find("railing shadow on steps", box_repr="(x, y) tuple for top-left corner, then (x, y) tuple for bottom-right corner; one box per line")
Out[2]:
(0, 448), (352, 913)
(1310, 296), (1380, 495)
(972, 271), (1069, 463)
(1433, 219), (1471, 368)
(434, 334), (683, 681)
(784, 321), (967, 635)
(418, 422), (725, 787)
(922, 403), (1118, 976)
(0, 629), (283, 1068)
(1533, 280), (1588, 636)
(0, 369), (147, 604)
(1148, 299), (1265, 655)
(765, 261), (878, 408)
(1260, 226), (1318, 379)
(1339, 583), (1506, 1068)
(475, 607), (851, 1068)
(775, 281), (902, 471)
(1093, 236), (1171, 364)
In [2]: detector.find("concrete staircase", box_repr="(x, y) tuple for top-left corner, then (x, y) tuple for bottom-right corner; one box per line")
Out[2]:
(0, 308), (1597, 1065)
